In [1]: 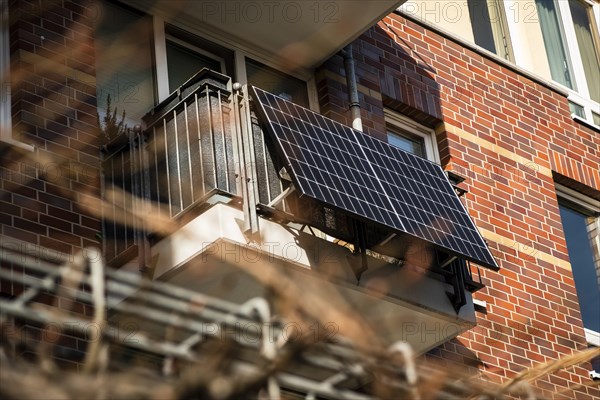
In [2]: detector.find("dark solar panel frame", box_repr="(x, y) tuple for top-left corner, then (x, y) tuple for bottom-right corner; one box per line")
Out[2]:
(251, 86), (498, 270)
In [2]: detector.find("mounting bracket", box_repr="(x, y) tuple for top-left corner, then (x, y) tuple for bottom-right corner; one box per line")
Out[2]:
(267, 185), (295, 209)
(440, 256), (468, 313)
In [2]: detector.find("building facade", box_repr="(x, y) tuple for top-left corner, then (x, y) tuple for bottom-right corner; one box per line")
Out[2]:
(1, 0), (599, 398)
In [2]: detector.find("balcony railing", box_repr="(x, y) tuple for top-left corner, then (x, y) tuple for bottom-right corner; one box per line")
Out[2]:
(101, 131), (140, 264)
(142, 72), (238, 219)
(101, 69), (357, 265)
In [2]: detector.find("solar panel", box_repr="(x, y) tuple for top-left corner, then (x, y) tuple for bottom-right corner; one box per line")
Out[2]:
(251, 86), (498, 270)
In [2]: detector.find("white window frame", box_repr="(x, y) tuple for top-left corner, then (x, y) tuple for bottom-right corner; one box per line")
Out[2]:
(476, 0), (516, 62)
(503, 0), (600, 127)
(384, 109), (440, 163)
(166, 36), (226, 71)
(155, 24), (227, 101)
(569, 93), (600, 130)
(556, 184), (600, 346)
(0, 0), (33, 151)
(149, 13), (318, 111)
(551, 0), (600, 126)
(587, 328), (600, 347)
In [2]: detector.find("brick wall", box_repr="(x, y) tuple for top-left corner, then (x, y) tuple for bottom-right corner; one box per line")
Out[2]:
(1, 0), (99, 367)
(2, 0), (100, 257)
(2, 0), (599, 394)
(316, 12), (600, 399)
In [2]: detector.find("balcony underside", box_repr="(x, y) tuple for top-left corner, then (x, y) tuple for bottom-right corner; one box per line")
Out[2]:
(123, 0), (406, 71)
(141, 201), (476, 353)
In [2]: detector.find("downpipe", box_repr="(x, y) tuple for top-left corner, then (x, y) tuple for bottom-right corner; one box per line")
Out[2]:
(340, 44), (363, 132)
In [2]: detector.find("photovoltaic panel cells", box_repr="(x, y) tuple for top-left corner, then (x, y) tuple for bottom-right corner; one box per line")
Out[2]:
(251, 86), (498, 270)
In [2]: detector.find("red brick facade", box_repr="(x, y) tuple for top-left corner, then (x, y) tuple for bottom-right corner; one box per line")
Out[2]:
(3, 0), (101, 254)
(1, 0), (99, 367)
(316, 13), (599, 399)
(2, 1), (599, 397)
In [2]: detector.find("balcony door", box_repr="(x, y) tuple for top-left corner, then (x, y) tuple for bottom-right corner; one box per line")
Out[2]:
(95, 1), (155, 127)
(165, 37), (225, 94)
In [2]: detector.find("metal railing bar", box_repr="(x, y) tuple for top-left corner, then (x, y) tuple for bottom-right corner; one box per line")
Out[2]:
(0, 260), (399, 380)
(240, 85), (260, 232)
(110, 156), (117, 258)
(231, 88), (250, 231)
(269, 371), (375, 400)
(218, 90), (230, 193)
(0, 270), (258, 346)
(1, 298), (381, 400)
(120, 138), (128, 252)
(172, 110), (184, 212)
(162, 120), (173, 218)
(0, 248), (236, 316)
(194, 93), (206, 196)
(184, 102), (195, 204)
(0, 300), (196, 360)
(229, 90), (243, 197)
(141, 70), (230, 129)
(206, 88), (218, 188)
(260, 119), (272, 202)
(138, 131), (152, 271)
(131, 133), (141, 250)
(11, 273), (60, 307)
(148, 127), (160, 218)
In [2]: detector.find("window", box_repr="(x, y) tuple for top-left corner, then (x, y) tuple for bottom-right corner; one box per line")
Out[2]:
(245, 58), (309, 108)
(557, 188), (600, 337)
(569, 98), (600, 130)
(388, 131), (425, 157)
(165, 38), (224, 93)
(535, 0), (574, 89)
(535, 0), (600, 126)
(468, 0), (514, 60)
(569, 101), (586, 118)
(153, 25), (234, 102)
(0, 0), (33, 150)
(94, 4), (315, 125)
(569, 0), (600, 103)
(0, 0), (10, 141)
(95, 2), (155, 127)
(385, 110), (439, 162)
(591, 349), (600, 379)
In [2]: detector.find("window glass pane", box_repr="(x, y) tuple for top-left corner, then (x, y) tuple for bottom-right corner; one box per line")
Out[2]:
(569, 0), (600, 103)
(592, 351), (600, 373)
(593, 112), (600, 127)
(559, 203), (600, 332)
(246, 59), (309, 108)
(535, 0), (574, 88)
(95, 2), (154, 127)
(488, 0), (513, 60)
(166, 40), (222, 93)
(1, 0), (11, 139)
(468, 0), (512, 59)
(468, 0), (497, 54)
(569, 101), (586, 118)
(388, 131), (426, 158)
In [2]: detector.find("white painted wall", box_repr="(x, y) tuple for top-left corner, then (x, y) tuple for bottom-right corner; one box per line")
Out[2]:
(400, 0), (476, 42)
